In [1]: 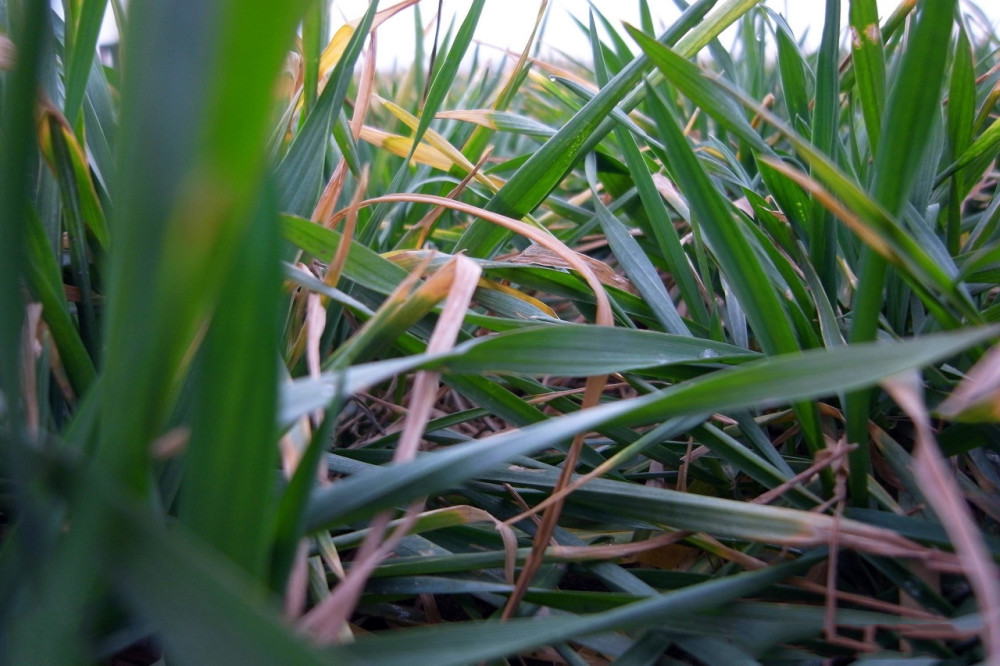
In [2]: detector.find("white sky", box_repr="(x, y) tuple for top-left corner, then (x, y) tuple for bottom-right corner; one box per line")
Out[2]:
(99, 1), (1000, 71)
(329, 0), (1000, 70)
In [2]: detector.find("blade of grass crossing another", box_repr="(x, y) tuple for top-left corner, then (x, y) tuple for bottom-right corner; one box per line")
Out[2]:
(940, 115), (1000, 188)
(455, 0), (721, 257)
(303, 326), (998, 531)
(617, 126), (711, 328)
(38, 105), (111, 249)
(268, 388), (345, 593)
(613, 79), (826, 452)
(43, 112), (101, 358)
(457, 0), (549, 165)
(281, 213), (409, 295)
(672, 0), (765, 60)
(585, 155), (690, 335)
(624, 24), (977, 323)
(300, 256), (484, 643)
(275, 0), (378, 216)
(412, 0), (485, 153)
(584, 24), (691, 336)
(643, 85), (797, 357)
(623, 26), (771, 157)
(359, 0), (485, 246)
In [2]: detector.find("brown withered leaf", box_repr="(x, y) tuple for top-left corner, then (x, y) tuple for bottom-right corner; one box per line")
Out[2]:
(937, 341), (1000, 423)
(504, 244), (636, 294)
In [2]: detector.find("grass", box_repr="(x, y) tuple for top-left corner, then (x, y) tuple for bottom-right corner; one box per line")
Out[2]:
(2, 0), (1000, 662)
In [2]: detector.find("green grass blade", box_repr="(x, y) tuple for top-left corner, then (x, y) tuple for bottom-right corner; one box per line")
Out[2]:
(15, 0), (310, 656)
(438, 324), (756, 375)
(108, 487), (330, 665)
(282, 213), (409, 295)
(809, 0), (841, 299)
(300, 0), (322, 116)
(773, 17), (811, 124)
(177, 185), (283, 580)
(1, 0), (52, 422)
(24, 208), (96, 394)
(946, 21), (976, 253)
(80, 58), (116, 191)
(872, 0), (955, 214)
(280, 324), (754, 427)
(587, 5), (637, 68)
(99, 0), (307, 492)
(63, 0), (107, 125)
(639, 0), (655, 35)
(848, 0), (886, 154)
(0, 24), (51, 633)
(940, 114), (1000, 184)
(340, 555), (820, 666)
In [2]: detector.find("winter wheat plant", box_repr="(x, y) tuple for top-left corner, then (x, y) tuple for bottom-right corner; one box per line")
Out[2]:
(2, 0), (1000, 663)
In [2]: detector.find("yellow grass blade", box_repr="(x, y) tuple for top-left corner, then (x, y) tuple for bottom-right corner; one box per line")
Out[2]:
(358, 125), (453, 171)
(375, 95), (505, 191)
